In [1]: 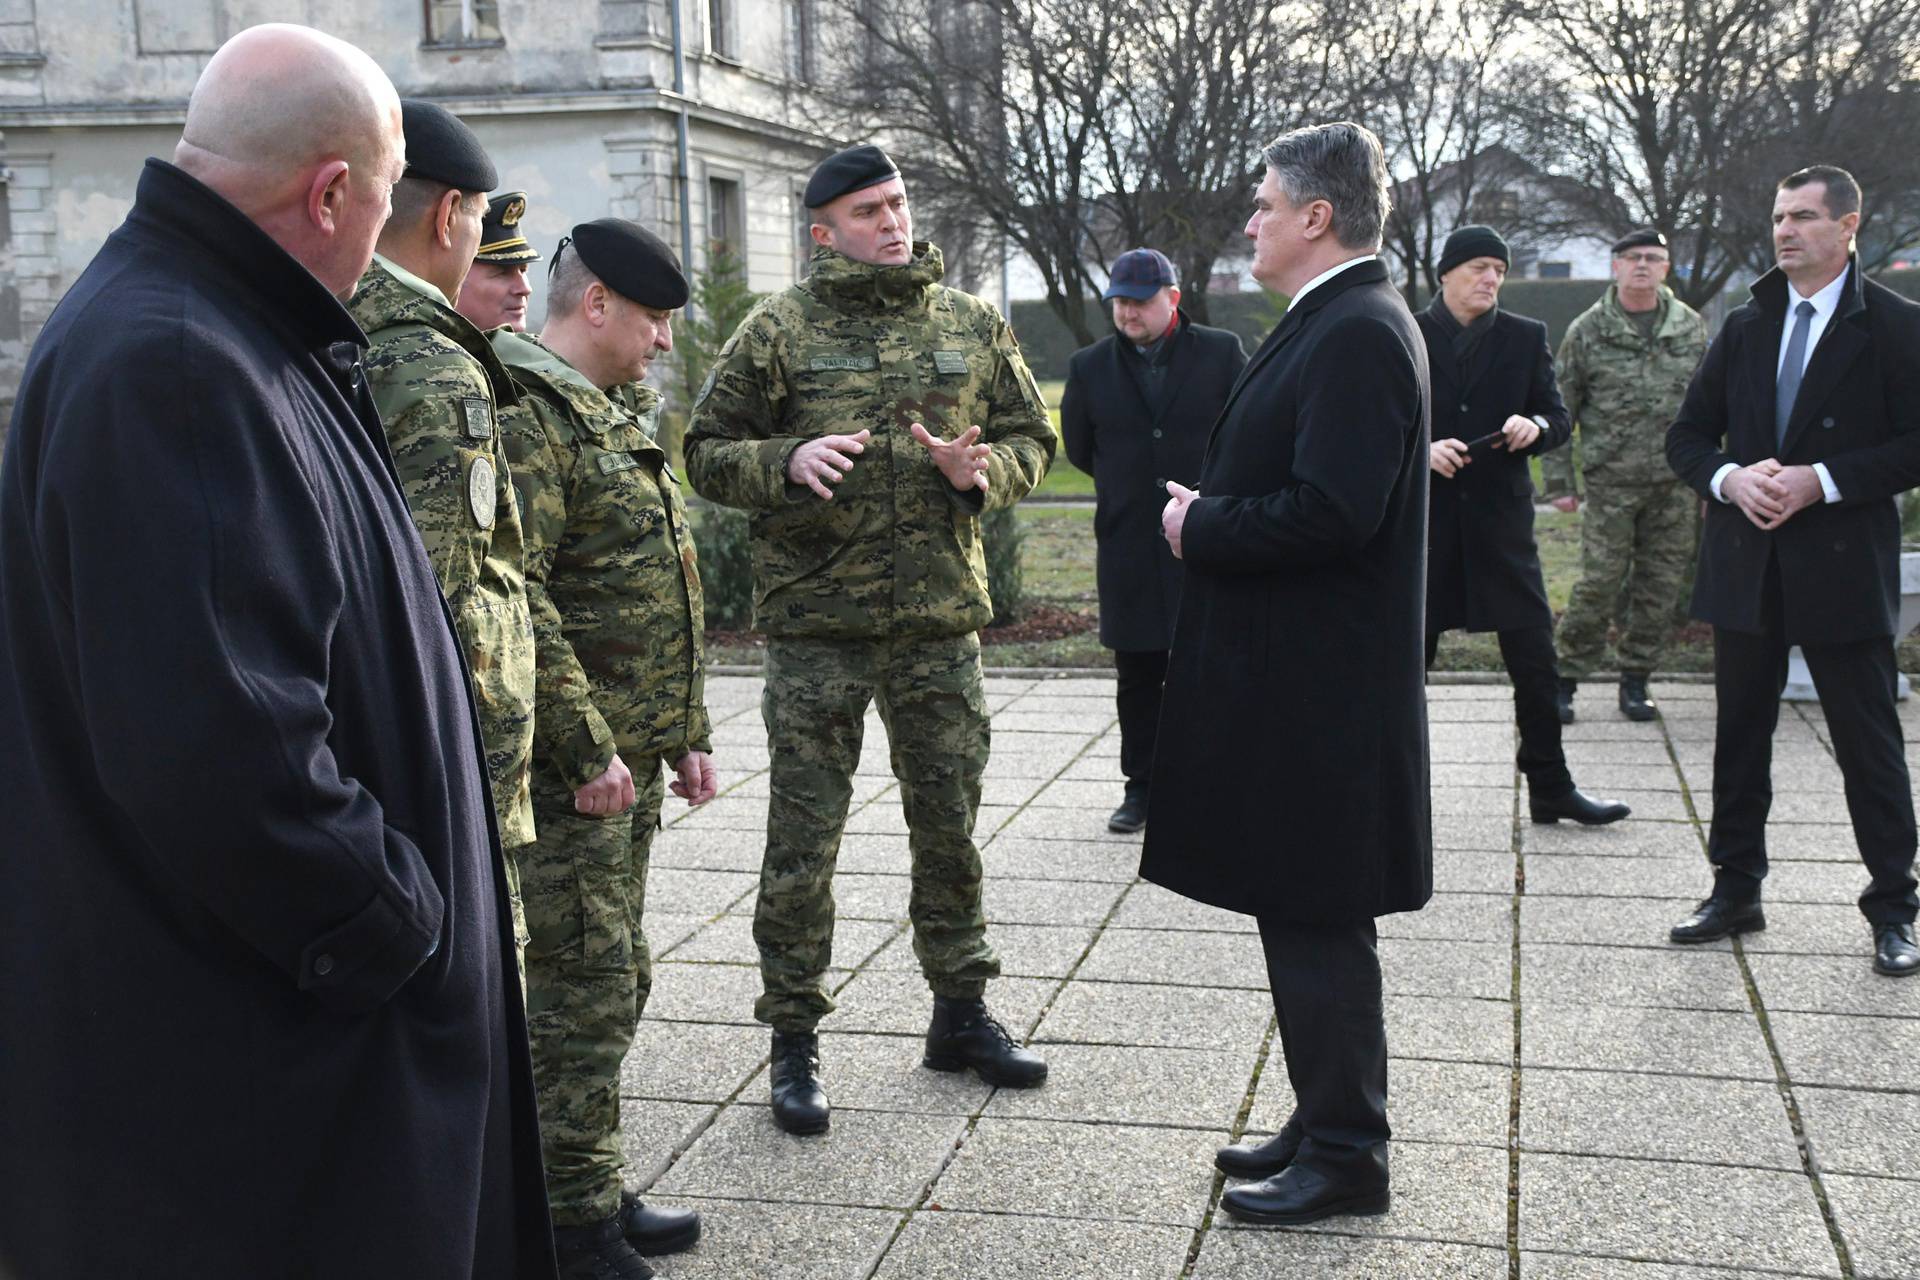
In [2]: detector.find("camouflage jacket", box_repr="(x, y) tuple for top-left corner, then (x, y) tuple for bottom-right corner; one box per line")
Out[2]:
(348, 256), (538, 851)
(492, 330), (710, 789)
(1549, 285), (1709, 491)
(684, 242), (1054, 639)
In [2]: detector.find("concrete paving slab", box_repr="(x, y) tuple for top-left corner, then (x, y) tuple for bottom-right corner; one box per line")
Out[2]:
(1218, 1140), (1509, 1247)
(1433, 785), (1523, 817)
(1520, 1253), (1830, 1279)
(1763, 857), (1877, 905)
(1746, 951), (1920, 1017)
(996, 805), (1147, 843)
(1521, 943), (1749, 1011)
(649, 827), (767, 872)
(666, 796), (770, 831)
(643, 868), (759, 917)
(1386, 994), (1514, 1064)
(1031, 973), (1274, 1051)
(1431, 762), (1520, 788)
(979, 835), (1142, 883)
(617, 1100), (719, 1187)
(1522, 821), (1706, 861)
(1796, 1085), (1920, 1179)
(867, 921), (1096, 979)
(931, 1117), (1223, 1227)
(620, 1021), (771, 1102)
(1194, 1232), (1507, 1279)
(1250, 1056), (1511, 1150)
(1521, 1003), (1774, 1080)
(1822, 1172), (1920, 1279)
(1377, 893), (1513, 943)
(795, 1030), (995, 1117)
(643, 961), (774, 1025)
(647, 1200), (901, 1280)
(1520, 1067), (1801, 1169)
(1108, 883), (1261, 932)
(655, 1103), (968, 1209)
(665, 915), (897, 969)
(1075, 927), (1266, 988)
(981, 875), (1132, 926)
(1434, 849), (1520, 894)
(826, 970), (1056, 1038)
(1769, 1010), (1920, 1090)
(1518, 1152), (1841, 1275)
(874, 1212), (1191, 1280)
(1757, 825), (1875, 861)
(1432, 814), (1516, 852)
(982, 1042), (1254, 1128)
(1519, 896), (1725, 951)
(831, 833), (913, 875)
(1379, 938), (1513, 1001)
(1740, 901), (1882, 954)
(1524, 854), (1711, 899)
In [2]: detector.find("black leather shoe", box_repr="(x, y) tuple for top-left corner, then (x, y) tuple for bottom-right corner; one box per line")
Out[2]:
(1619, 673), (1659, 722)
(923, 996), (1048, 1087)
(1530, 788), (1630, 825)
(554, 1216), (654, 1279)
(1215, 1128), (1299, 1178)
(1556, 678), (1577, 725)
(1669, 897), (1766, 944)
(1873, 923), (1919, 977)
(769, 1029), (830, 1135)
(1107, 789), (1148, 834)
(619, 1189), (700, 1256)
(1219, 1164), (1390, 1226)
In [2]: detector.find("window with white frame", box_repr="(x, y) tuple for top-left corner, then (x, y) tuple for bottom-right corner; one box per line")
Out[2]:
(425, 0), (502, 44)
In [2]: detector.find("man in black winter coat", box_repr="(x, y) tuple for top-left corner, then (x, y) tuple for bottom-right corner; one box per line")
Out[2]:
(1421, 224), (1630, 827)
(1062, 247), (1247, 833)
(0, 26), (554, 1279)
(1666, 165), (1920, 976)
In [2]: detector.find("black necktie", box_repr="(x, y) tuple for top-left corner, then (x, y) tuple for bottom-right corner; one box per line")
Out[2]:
(1776, 299), (1815, 448)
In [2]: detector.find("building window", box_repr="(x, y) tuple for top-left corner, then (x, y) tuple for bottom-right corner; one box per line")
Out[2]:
(708, 0), (737, 57)
(1537, 261), (1572, 279)
(600, 0), (669, 38)
(425, 0), (502, 45)
(708, 175), (744, 264)
(786, 0), (812, 80)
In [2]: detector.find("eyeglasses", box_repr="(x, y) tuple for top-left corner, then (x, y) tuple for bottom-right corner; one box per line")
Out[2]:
(1617, 252), (1670, 265)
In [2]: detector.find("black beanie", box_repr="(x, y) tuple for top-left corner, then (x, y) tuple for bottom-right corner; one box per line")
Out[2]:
(1438, 224), (1510, 278)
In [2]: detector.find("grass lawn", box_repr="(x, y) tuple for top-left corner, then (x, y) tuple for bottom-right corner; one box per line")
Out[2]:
(1030, 378), (1095, 499)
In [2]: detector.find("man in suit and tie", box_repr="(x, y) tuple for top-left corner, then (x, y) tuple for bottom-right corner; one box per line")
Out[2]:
(1150, 121), (1430, 1226)
(1421, 224), (1630, 827)
(1667, 165), (1920, 976)
(1061, 247), (1247, 833)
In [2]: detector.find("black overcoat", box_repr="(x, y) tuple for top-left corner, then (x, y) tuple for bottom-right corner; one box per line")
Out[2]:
(1141, 259), (1434, 922)
(1420, 307), (1572, 634)
(1060, 314), (1248, 650)
(0, 161), (555, 1279)
(1668, 258), (1920, 645)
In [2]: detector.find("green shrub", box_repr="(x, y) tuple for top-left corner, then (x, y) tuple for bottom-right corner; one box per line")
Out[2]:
(983, 507), (1026, 626)
(692, 503), (753, 631)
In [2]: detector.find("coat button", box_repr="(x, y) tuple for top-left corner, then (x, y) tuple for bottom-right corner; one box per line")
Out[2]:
(1835, 539), (1847, 551)
(1156, 477), (1166, 488)
(313, 954), (335, 977)
(1459, 403), (1469, 413)
(1822, 416), (1835, 428)
(1152, 429), (1163, 439)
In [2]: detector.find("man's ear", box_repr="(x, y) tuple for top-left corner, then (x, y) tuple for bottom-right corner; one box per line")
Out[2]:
(308, 159), (352, 236)
(1300, 199), (1334, 242)
(584, 280), (609, 327)
(436, 188), (463, 252)
(809, 222), (834, 249)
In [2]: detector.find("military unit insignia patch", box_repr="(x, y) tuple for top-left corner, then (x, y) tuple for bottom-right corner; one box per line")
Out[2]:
(468, 455), (496, 528)
(933, 350), (969, 375)
(597, 451), (641, 475)
(810, 355), (878, 372)
(462, 398), (493, 439)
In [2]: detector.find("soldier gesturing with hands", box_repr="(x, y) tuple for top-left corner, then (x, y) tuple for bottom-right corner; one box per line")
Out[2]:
(788, 423), (990, 498)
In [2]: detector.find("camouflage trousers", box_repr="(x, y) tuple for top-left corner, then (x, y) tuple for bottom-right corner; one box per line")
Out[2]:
(1557, 482), (1698, 677)
(756, 633), (1001, 1031)
(519, 754), (666, 1227)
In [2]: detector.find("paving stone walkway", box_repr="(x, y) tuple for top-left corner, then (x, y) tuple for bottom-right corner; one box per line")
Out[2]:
(622, 674), (1919, 1279)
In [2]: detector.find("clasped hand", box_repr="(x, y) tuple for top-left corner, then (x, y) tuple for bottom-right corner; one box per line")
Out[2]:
(785, 425), (992, 498)
(1429, 415), (1538, 478)
(1723, 459), (1824, 531)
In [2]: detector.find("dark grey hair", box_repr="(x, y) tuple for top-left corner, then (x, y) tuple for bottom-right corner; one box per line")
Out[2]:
(1779, 164), (1862, 219)
(1260, 121), (1391, 250)
(546, 242), (598, 318)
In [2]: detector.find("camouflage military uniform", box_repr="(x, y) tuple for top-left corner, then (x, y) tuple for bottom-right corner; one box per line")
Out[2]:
(492, 328), (709, 1228)
(684, 242), (1054, 1030)
(1553, 284), (1709, 677)
(347, 255), (534, 964)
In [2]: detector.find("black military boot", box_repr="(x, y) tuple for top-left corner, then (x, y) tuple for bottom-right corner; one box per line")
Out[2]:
(1556, 678), (1577, 725)
(1619, 673), (1658, 722)
(923, 995), (1048, 1087)
(1108, 785), (1148, 834)
(619, 1189), (700, 1256)
(769, 1029), (830, 1135)
(553, 1215), (654, 1279)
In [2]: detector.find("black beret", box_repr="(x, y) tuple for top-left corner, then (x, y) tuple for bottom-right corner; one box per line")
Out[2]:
(474, 191), (540, 264)
(559, 218), (689, 310)
(1611, 227), (1669, 255)
(400, 99), (497, 193)
(803, 144), (901, 209)
(1438, 224), (1510, 278)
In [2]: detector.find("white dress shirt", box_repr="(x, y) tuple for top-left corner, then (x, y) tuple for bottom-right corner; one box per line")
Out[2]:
(1710, 264), (1849, 504)
(1287, 254), (1377, 312)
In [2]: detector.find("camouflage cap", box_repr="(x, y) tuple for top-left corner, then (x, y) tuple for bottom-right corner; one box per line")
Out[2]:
(475, 191), (540, 264)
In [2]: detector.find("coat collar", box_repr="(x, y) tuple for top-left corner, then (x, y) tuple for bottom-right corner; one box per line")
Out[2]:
(1748, 253), (1865, 322)
(803, 241), (945, 316)
(347, 257), (518, 407)
(1210, 258), (1390, 435)
(1746, 256), (1869, 452)
(123, 158), (367, 353)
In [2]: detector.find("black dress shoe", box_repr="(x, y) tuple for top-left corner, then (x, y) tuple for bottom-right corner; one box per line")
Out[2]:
(1530, 788), (1630, 825)
(554, 1216), (654, 1279)
(1556, 678), (1577, 725)
(1873, 923), (1919, 977)
(923, 996), (1048, 1087)
(1108, 789), (1148, 834)
(1219, 1164), (1390, 1226)
(1215, 1129), (1299, 1178)
(619, 1189), (700, 1256)
(1669, 897), (1766, 944)
(769, 1029), (830, 1135)
(1619, 673), (1659, 722)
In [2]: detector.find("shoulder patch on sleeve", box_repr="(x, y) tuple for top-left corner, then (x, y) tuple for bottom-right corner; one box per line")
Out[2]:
(461, 397), (493, 439)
